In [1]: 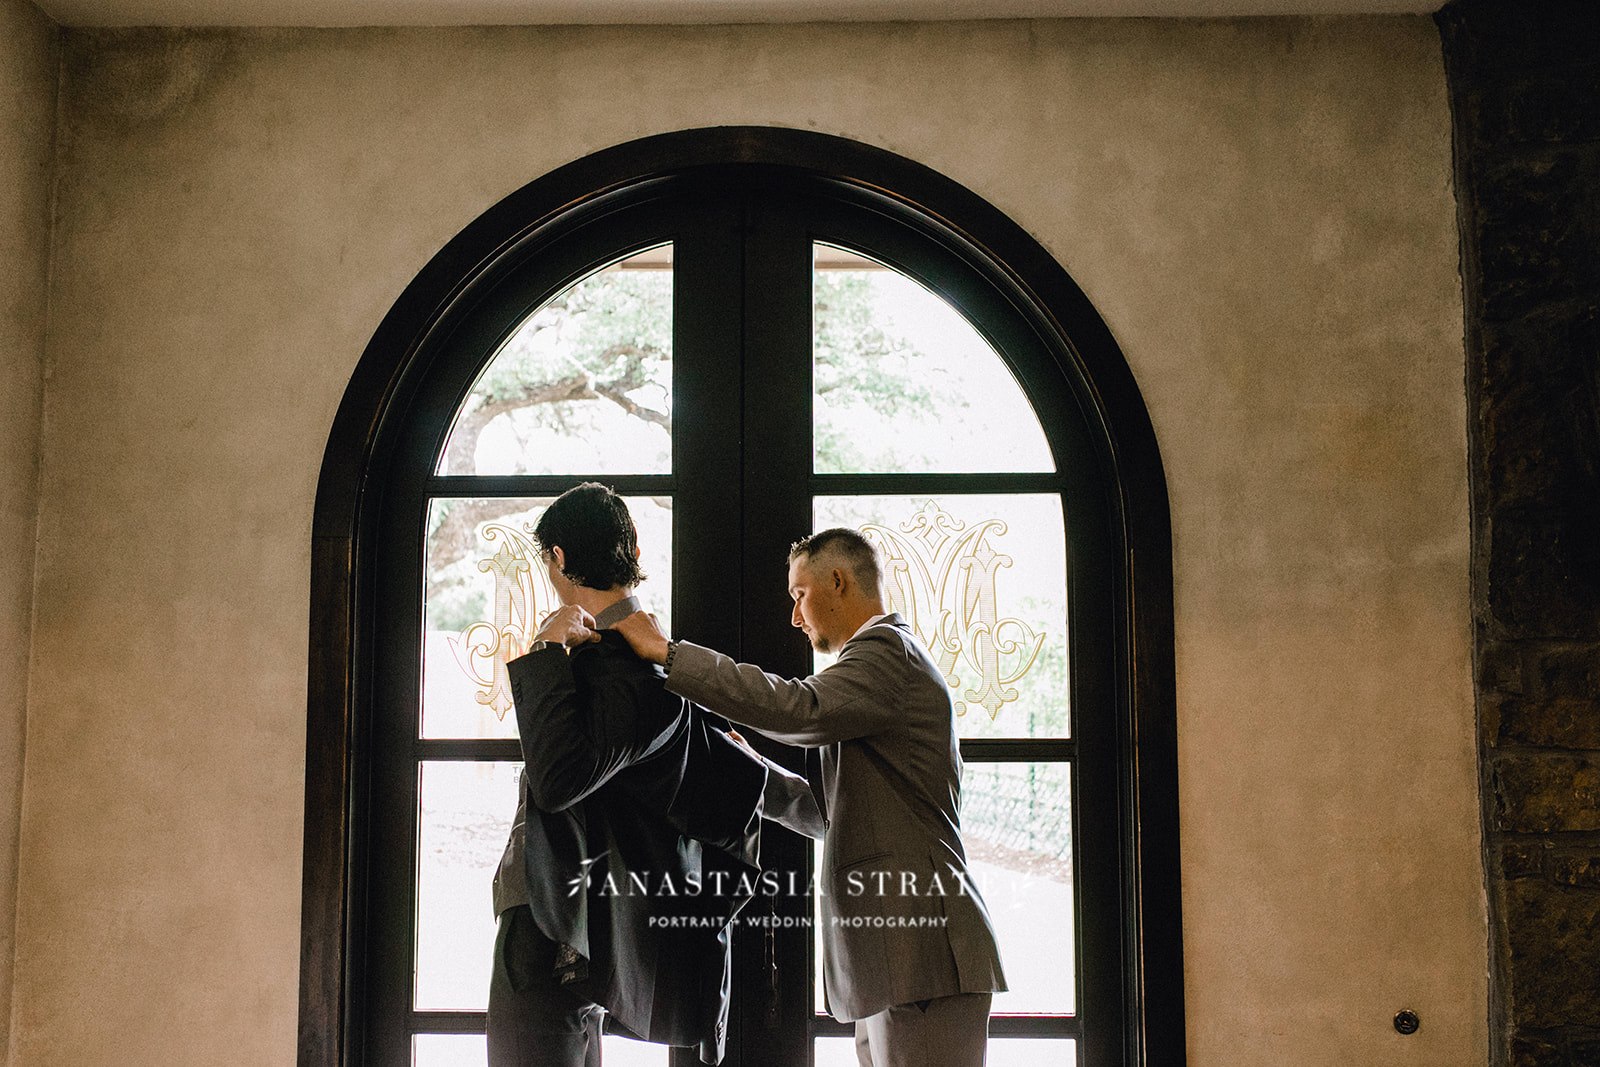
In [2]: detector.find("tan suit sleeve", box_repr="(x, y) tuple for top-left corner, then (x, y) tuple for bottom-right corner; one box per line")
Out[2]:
(758, 755), (827, 838)
(664, 627), (905, 747)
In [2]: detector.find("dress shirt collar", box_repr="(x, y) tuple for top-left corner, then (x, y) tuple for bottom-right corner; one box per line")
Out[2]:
(844, 612), (890, 647)
(593, 594), (643, 630)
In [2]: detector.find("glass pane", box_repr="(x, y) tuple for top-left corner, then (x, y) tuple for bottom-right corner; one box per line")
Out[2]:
(423, 495), (672, 739)
(990, 1041), (1078, 1066)
(414, 761), (521, 1010)
(813, 495), (1068, 738)
(813, 1036), (857, 1065)
(595, 1038), (670, 1066)
(438, 245), (672, 476)
(414, 1034), (667, 1066)
(966, 762), (1075, 1015)
(815, 1037), (1076, 1065)
(812, 244), (1052, 475)
(414, 1034), (485, 1066)
(810, 762), (1074, 1019)
(989, 1039), (1078, 1066)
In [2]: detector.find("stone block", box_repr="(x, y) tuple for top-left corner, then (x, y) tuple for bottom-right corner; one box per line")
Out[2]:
(1479, 144), (1600, 221)
(1477, 300), (1600, 386)
(1480, 223), (1600, 325)
(1482, 691), (1507, 746)
(1473, 145), (1600, 321)
(1479, 640), (1528, 695)
(1503, 878), (1600, 1029)
(1472, 65), (1600, 146)
(1478, 327), (1600, 511)
(1496, 695), (1600, 749)
(1553, 853), (1600, 889)
(1487, 512), (1600, 639)
(1483, 391), (1599, 512)
(1573, 1036), (1600, 1066)
(1502, 841), (1548, 880)
(1510, 1033), (1565, 1067)
(1536, 645), (1600, 700)
(1493, 753), (1600, 832)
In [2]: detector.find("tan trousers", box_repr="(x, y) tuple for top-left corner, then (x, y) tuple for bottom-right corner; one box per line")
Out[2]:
(853, 992), (992, 1067)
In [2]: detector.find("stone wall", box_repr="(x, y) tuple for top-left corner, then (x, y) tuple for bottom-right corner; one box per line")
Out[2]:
(1437, 2), (1600, 1064)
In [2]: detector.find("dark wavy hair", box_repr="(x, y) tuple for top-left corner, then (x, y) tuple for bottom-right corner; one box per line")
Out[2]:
(533, 482), (647, 591)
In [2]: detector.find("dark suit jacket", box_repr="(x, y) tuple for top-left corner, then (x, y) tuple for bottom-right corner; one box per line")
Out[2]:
(500, 634), (766, 1063)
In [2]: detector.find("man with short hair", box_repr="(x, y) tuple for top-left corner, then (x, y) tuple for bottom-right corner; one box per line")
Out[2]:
(488, 482), (766, 1066)
(611, 527), (1007, 1067)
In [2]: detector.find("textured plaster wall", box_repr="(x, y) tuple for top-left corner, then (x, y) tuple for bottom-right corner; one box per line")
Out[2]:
(14, 17), (1479, 1065)
(0, 0), (57, 1058)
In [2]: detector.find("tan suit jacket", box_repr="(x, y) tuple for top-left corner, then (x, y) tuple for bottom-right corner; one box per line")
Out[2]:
(667, 613), (1006, 1022)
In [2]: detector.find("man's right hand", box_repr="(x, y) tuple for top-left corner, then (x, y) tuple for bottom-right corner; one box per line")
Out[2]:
(614, 610), (672, 666)
(534, 604), (600, 649)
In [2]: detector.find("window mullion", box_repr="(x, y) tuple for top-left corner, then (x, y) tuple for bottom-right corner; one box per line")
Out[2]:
(671, 194), (747, 656)
(732, 189), (818, 1066)
(739, 190), (816, 668)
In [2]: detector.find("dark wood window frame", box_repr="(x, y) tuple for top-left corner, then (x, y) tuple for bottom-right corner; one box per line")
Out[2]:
(298, 126), (1184, 1067)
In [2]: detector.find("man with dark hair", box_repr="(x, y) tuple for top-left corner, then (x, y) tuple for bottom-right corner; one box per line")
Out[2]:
(488, 482), (766, 1066)
(611, 527), (1007, 1067)
(531, 482), (647, 591)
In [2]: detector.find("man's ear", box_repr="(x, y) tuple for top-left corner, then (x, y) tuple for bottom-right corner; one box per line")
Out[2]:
(832, 568), (847, 593)
(550, 546), (566, 571)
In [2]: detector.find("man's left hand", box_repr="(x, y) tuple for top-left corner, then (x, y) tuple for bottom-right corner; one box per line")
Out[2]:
(614, 610), (672, 666)
(535, 605), (601, 649)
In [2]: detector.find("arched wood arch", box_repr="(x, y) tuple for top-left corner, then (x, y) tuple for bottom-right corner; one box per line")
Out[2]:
(299, 126), (1182, 1066)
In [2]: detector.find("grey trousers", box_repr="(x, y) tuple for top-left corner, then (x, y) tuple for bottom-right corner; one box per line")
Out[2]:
(486, 906), (605, 1067)
(853, 992), (993, 1067)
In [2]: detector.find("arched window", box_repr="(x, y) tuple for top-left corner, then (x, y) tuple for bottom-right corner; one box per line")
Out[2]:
(300, 128), (1183, 1067)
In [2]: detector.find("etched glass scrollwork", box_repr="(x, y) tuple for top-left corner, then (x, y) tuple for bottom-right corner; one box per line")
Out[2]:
(814, 496), (1069, 739)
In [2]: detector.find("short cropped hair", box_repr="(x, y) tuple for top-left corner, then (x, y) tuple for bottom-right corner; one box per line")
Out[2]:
(789, 527), (882, 595)
(533, 482), (647, 591)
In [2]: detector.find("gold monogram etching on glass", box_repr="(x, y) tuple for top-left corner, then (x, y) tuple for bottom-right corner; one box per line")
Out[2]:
(445, 500), (1044, 725)
(863, 501), (1045, 720)
(446, 523), (553, 721)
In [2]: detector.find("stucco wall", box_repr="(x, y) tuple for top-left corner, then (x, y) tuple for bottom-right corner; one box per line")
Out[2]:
(14, 17), (1480, 1065)
(0, 0), (57, 1058)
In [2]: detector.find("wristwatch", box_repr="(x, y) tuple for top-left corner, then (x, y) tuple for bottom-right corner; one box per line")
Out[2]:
(664, 639), (678, 672)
